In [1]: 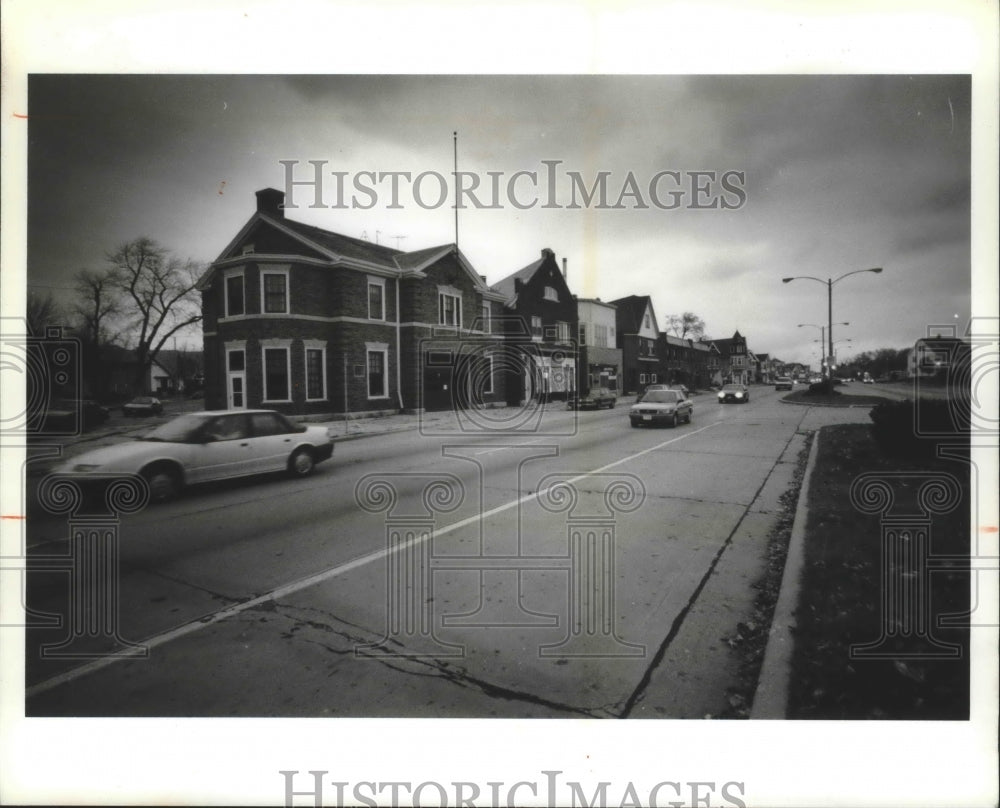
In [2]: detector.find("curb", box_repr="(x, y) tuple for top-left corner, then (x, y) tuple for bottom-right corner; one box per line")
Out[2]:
(750, 428), (822, 719)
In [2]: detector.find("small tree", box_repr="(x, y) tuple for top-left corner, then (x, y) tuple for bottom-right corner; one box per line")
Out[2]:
(664, 312), (706, 341)
(106, 237), (203, 394)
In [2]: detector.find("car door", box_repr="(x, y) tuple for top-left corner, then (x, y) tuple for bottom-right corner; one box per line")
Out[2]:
(247, 411), (299, 474)
(188, 413), (254, 482)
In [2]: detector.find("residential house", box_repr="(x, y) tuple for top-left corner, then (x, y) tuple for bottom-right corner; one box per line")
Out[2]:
(493, 248), (578, 404)
(575, 297), (622, 394)
(608, 295), (661, 394)
(710, 330), (751, 385)
(198, 188), (507, 415)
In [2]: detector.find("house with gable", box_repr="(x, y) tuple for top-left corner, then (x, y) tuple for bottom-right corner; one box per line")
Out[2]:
(710, 330), (750, 385)
(608, 295), (661, 394)
(198, 188), (507, 416)
(493, 248), (578, 404)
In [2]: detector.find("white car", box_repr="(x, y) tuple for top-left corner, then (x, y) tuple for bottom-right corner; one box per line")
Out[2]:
(629, 388), (694, 428)
(54, 410), (335, 502)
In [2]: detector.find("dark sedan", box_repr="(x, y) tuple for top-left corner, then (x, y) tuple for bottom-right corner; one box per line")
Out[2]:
(567, 387), (617, 410)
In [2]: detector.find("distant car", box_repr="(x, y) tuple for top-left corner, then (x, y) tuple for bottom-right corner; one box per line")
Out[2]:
(718, 383), (750, 403)
(809, 376), (823, 384)
(567, 387), (617, 410)
(863, 376), (874, 384)
(122, 396), (163, 417)
(54, 409), (336, 503)
(774, 376), (793, 391)
(629, 388), (693, 428)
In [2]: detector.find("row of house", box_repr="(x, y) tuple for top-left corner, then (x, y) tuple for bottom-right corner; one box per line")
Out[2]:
(198, 189), (776, 416)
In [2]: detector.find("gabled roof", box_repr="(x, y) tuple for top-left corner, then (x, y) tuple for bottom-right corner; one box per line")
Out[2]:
(199, 194), (495, 295)
(492, 260), (541, 305)
(607, 295), (655, 334)
(492, 248), (572, 308)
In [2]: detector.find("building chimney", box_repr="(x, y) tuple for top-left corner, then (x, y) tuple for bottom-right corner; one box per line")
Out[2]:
(562, 257), (567, 278)
(255, 188), (285, 219)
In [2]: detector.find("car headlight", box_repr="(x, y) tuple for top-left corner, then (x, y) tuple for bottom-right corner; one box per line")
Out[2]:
(72, 463), (103, 472)
(735, 392), (744, 398)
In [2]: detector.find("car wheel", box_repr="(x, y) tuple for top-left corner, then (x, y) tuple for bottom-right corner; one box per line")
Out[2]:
(685, 410), (692, 423)
(669, 413), (677, 427)
(142, 465), (180, 503)
(289, 448), (316, 477)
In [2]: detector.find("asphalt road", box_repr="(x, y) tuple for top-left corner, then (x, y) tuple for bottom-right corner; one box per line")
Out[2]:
(22, 387), (874, 717)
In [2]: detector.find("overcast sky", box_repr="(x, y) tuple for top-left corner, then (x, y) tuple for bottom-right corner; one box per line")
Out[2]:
(27, 73), (970, 365)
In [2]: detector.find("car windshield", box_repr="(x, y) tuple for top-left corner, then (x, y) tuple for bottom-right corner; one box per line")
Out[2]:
(132, 397), (153, 404)
(640, 390), (680, 403)
(722, 384), (743, 391)
(142, 413), (212, 443)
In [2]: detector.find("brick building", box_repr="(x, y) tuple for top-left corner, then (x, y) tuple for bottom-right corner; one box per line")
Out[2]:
(608, 295), (661, 394)
(493, 248), (579, 404)
(199, 188), (506, 415)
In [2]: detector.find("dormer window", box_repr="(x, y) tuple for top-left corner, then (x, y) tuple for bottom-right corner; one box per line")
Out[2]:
(544, 286), (558, 302)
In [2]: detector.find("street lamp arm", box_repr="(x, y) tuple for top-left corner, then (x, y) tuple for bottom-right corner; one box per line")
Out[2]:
(782, 275), (826, 285)
(831, 267), (883, 285)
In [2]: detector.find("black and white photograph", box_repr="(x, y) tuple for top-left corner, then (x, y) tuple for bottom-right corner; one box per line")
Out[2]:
(2, 2), (997, 806)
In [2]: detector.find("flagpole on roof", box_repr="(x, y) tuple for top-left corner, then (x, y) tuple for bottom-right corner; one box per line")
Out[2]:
(453, 130), (459, 252)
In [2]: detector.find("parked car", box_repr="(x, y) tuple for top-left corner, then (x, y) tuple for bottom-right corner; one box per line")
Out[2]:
(718, 383), (750, 403)
(629, 388), (693, 428)
(774, 376), (793, 391)
(567, 387), (617, 410)
(54, 410), (335, 503)
(122, 396), (163, 417)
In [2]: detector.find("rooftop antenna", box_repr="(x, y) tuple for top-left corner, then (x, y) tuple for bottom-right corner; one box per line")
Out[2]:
(393, 235), (407, 250)
(376, 230), (381, 246)
(361, 230), (368, 241)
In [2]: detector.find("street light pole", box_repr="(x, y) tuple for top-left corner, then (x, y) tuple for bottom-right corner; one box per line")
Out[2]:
(785, 268), (883, 380)
(798, 322), (847, 378)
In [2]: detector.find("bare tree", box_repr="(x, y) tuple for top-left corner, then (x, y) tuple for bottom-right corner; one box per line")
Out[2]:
(664, 312), (706, 341)
(106, 237), (203, 393)
(73, 268), (123, 347)
(26, 290), (63, 337)
(70, 269), (125, 399)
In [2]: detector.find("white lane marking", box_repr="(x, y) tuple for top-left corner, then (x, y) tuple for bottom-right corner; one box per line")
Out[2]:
(26, 421), (721, 697)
